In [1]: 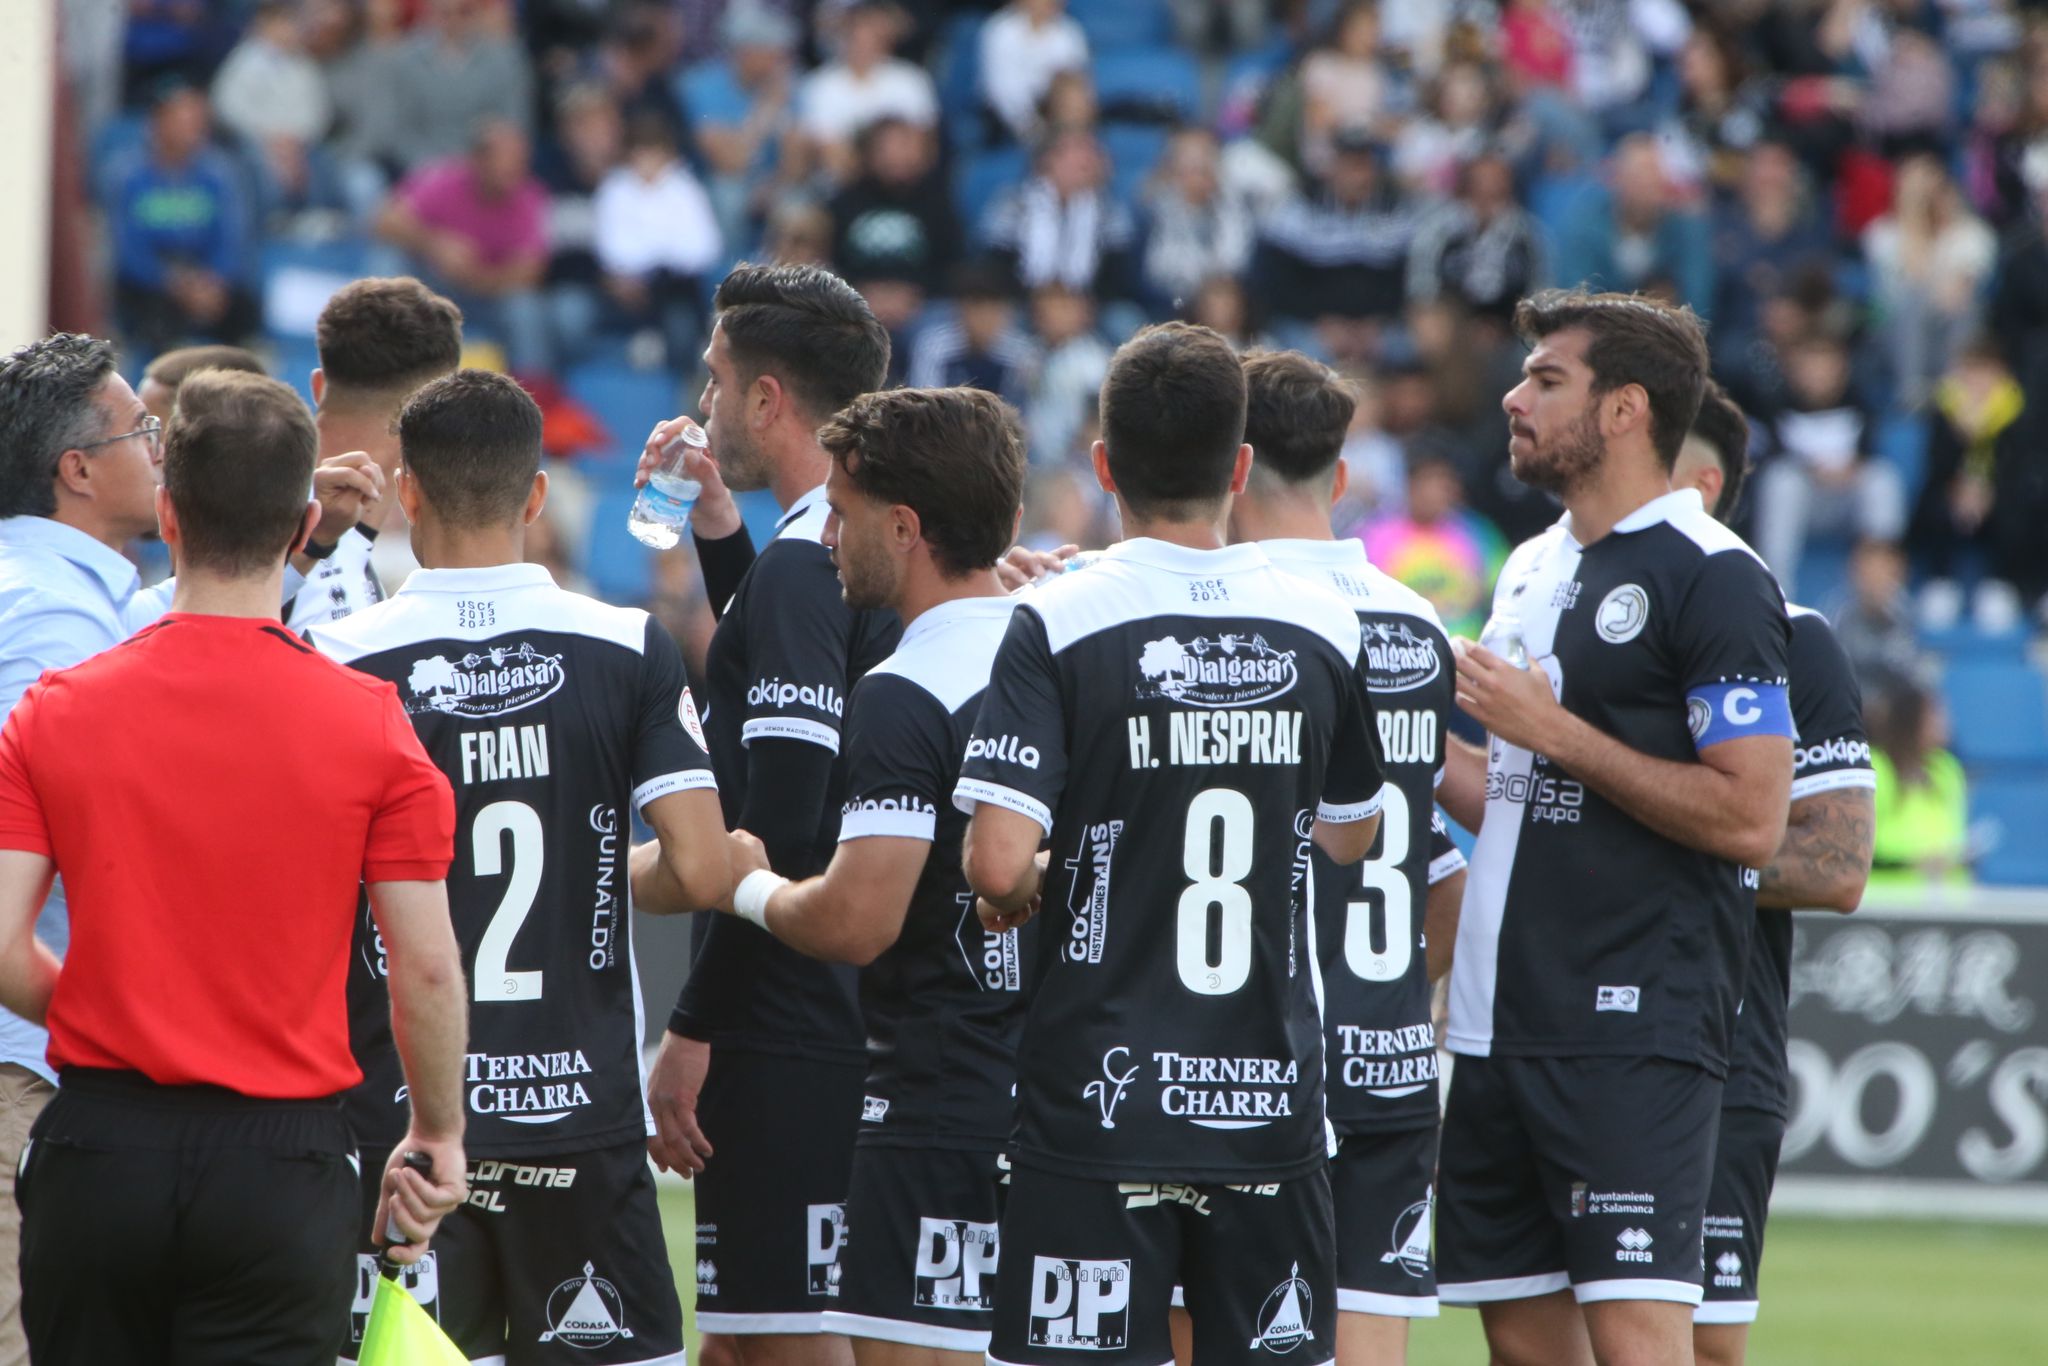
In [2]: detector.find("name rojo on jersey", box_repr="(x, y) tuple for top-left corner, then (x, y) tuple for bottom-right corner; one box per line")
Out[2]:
(311, 563), (716, 1156)
(955, 539), (1385, 1183)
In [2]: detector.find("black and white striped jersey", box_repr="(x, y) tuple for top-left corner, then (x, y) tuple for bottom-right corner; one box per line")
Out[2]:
(1261, 538), (1458, 1136)
(837, 595), (1037, 1149)
(308, 563), (717, 1157)
(956, 539), (1386, 1183)
(1447, 490), (1793, 1076)
(677, 485), (901, 1065)
(1725, 605), (1872, 1117)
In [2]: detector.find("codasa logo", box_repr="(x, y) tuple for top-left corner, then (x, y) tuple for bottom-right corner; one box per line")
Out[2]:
(407, 644), (565, 717)
(1137, 634), (1298, 708)
(1380, 1188), (1433, 1278)
(1249, 1263), (1315, 1354)
(966, 733), (1041, 769)
(748, 676), (845, 716)
(539, 1262), (633, 1348)
(1360, 620), (1442, 692)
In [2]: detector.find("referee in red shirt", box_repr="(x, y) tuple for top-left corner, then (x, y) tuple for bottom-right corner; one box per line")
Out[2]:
(0, 370), (470, 1364)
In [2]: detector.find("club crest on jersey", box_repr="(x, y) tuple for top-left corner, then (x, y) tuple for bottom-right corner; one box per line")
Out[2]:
(1380, 1189), (1434, 1277)
(1084, 1047), (1139, 1128)
(1137, 634), (1298, 708)
(1594, 585), (1650, 644)
(678, 687), (708, 749)
(1249, 1263), (1315, 1353)
(1360, 621), (1442, 692)
(406, 644), (565, 717)
(539, 1262), (633, 1348)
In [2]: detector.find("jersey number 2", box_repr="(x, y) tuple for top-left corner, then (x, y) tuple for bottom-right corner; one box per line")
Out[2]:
(1344, 786), (1411, 981)
(473, 800), (544, 1001)
(1176, 788), (1254, 996)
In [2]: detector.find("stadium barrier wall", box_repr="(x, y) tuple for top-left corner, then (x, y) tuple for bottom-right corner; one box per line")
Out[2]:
(1773, 888), (2048, 1223)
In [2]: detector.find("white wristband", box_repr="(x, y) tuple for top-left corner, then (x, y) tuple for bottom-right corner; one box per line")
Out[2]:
(733, 869), (789, 929)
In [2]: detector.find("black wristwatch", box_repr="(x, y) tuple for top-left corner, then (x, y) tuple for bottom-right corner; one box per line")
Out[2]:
(302, 536), (339, 561)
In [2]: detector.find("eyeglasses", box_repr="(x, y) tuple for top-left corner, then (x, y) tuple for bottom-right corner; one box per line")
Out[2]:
(78, 416), (164, 456)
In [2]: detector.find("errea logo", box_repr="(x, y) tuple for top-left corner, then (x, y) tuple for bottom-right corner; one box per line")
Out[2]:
(1615, 1228), (1654, 1263)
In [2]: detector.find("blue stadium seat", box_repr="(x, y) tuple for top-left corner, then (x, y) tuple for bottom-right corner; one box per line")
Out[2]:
(1102, 123), (1170, 201)
(1972, 771), (2048, 885)
(935, 13), (987, 143)
(1091, 47), (1201, 125)
(584, 488), (658, 604)
(1069, 0), (1174, 50)
(565, 362), (681, 470)
(1875, 411), (1929, 500)
(958, 145), (1030, 232)
(1944, 659), (2048, 765)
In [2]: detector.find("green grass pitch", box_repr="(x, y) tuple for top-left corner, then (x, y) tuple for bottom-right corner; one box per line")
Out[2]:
(657, 1182), (2048, 1364)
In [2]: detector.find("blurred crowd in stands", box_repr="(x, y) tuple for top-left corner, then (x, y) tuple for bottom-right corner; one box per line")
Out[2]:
(49, 0), (2048, 883)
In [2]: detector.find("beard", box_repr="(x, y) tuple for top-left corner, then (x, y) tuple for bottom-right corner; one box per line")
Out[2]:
(711, 418), (772, 493)
(834, 532), (897, 611)
(1510, 404), (1605, 496)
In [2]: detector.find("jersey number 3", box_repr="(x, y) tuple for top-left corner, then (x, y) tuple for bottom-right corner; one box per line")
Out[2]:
(1344, 786), (1411, 982)
(473, 800), (544, 1002)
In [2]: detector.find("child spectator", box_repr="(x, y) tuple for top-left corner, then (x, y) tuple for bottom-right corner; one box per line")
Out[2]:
(591, 118), (723, 369)
(1357, 449), (1509, 639)
(1023, 282), (1111, 465)
(1751, 330), (1907, 598)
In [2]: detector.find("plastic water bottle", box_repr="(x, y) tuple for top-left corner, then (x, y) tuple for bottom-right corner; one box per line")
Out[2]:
(1479, 597), (1529, 669)
(628, 423), (707, 549)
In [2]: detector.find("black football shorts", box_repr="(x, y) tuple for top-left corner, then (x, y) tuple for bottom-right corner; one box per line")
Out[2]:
(1436, 1053), (1721, 1308)
(691, 1048), (865, 1335)
(1695, 1105), (1786, 1326)
(825, 1145), (1007, 1352)
(988, 1166), (1336, 1366)
(1331, 1124), (1440, 1317)
(341, 1140), (684, 1366)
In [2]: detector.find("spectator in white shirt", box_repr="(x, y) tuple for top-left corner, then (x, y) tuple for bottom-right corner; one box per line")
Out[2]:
(800, 1), (938, 181)
(211, 1), (334, 211)
(979, 0), (1090, 143)
(591, 118), (724, 368)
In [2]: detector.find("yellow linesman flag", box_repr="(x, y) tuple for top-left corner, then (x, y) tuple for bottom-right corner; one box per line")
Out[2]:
(359, 1273), (469, 1366)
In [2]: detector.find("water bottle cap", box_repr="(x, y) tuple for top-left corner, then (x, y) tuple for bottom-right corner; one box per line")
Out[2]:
(672, 423), (709, 449)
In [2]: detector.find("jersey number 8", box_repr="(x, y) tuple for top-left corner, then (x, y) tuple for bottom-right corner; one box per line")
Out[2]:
(1176, 788), (1255, 995)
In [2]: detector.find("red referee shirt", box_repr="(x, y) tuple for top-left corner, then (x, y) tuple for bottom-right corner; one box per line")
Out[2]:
(0, 613), (454, 1099)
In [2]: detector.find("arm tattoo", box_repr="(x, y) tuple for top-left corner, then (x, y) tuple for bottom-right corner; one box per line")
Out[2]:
(1756, 788), (1876, 910)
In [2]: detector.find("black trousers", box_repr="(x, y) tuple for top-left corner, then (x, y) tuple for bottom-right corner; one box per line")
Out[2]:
(17, 1069), (358, 1366)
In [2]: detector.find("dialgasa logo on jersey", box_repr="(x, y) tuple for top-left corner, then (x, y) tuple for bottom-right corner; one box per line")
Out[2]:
(406, 644), (565, 717)
(1360, 621), (1442, 692)
(1137, 634), (1298, 708)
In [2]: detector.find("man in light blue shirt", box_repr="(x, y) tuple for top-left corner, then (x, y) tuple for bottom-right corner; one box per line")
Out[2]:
(0, 333), (376, 1364)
